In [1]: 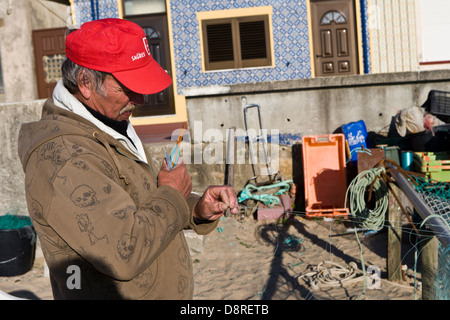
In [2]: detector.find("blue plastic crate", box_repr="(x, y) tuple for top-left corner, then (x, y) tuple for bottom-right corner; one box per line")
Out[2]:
(342, 120), (368, 163)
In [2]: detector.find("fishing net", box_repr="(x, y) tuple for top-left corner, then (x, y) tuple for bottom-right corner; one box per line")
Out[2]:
(413, 176), (449, 300)
(414, 177), (450, 225)
(437, 243), (450, 300)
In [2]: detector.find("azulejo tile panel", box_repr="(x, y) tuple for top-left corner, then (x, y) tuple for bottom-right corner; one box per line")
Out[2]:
(71, 0), (417, 94)
(170, 0), (311, 94)
(360, 0), (372, 74)
(72, 0), (119, 28)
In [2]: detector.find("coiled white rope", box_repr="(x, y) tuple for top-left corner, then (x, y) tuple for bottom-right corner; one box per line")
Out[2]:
(298, 261), (363, 290)
(345, 167), (389, 231)
(298, 168), (390, 298)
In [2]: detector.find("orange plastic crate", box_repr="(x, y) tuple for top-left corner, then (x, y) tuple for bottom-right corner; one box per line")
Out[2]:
(302, 134), (348, 217)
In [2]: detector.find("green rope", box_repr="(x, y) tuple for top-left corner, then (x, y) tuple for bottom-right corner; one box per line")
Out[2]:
(345, 167), (389, 299)
(238, 180), (293, 207)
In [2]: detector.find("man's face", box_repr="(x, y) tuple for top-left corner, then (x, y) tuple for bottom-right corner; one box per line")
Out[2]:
(88, 74), (144, 122)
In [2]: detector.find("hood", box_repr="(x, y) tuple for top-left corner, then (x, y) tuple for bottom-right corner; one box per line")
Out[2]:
(18, 99), (146, 188)
(18, 99), (101, 170)
(51, 80), (147, 163)
(18, 80), (148, 169)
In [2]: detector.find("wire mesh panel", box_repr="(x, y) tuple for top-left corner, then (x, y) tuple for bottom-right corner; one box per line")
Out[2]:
(414, 176), (450, 299)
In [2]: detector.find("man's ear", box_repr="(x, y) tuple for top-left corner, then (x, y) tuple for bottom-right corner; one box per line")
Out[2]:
(77, 70), (92, 100)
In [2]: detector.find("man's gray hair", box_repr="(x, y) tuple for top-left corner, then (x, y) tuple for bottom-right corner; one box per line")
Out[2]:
(61, 58), (109, 94)
(61, 28), (109, 95)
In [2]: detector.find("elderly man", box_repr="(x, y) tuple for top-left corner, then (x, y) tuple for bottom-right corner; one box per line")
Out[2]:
(18, 18), (238, 300)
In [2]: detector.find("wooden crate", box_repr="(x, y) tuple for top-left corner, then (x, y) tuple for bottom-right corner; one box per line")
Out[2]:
(413, 151), (450, 182)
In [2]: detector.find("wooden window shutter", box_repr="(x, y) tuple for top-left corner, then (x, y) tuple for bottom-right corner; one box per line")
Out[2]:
(240, 20), (267, 60)
(204, 21), (235, 70)
(202, 15), (271, 71)
(206, 23), (234, 63)
(239, 16), (271, 68)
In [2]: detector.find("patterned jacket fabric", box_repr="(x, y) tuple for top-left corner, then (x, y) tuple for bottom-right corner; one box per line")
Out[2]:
(18, 97), (217, 299)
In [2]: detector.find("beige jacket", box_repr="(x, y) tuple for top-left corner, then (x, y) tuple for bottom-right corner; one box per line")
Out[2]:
(18, 95), (217, 299)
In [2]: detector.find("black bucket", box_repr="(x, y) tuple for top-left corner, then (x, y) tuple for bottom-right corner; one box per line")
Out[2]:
(0, 215), (36, 277)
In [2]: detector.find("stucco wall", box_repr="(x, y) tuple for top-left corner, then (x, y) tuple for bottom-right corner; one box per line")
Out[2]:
(0, 0), (68, 103)
(182, 70), (450, 191)
(183, 70), (450, 138)
(0, 99), (44, 215)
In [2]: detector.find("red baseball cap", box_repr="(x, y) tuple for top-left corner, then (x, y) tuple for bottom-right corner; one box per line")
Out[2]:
(65, 18), (172, 95)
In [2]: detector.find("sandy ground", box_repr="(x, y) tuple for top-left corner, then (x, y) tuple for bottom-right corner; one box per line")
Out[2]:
(192, 214), (422, 300)
(0, 212), (423, 301)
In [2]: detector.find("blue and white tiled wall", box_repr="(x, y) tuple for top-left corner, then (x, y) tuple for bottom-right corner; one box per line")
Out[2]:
(359, 0), (371, 74)
(171, 0), (312, 94)
(70, 0), (417, 93)
(72, 0), (119, 28)
(72, 0), (313, 95)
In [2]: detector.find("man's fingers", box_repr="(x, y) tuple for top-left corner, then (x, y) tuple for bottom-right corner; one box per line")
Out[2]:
(195, 185), (239, 220)
(215, 187), (235, 202)
(214, 201), (228, 213)
(214, 187), (238, 214)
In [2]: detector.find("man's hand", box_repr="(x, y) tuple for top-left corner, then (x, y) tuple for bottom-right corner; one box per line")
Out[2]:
(158, 158), (192, 200)
(193, 186), (239, 222)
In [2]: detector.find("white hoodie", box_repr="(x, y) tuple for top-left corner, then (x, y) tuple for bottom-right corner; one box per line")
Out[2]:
(52, 80), (148, 163)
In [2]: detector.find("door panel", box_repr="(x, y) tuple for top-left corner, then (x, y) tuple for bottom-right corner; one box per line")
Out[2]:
(320, 30), (333, 57)
(32, 27), (67, 99)
(127, 15), (175, 117)
(311, 0), (359, 77)
(337, 28), (348, 56)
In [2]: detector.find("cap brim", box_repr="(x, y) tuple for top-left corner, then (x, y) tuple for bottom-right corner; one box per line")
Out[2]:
(113, 59), (172, 95)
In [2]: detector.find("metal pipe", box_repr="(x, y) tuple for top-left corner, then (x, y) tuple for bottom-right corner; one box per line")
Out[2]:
(390, 167), (450, 248)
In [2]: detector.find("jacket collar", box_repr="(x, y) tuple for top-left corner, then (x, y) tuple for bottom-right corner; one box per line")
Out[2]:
(52, 80), (148, 163)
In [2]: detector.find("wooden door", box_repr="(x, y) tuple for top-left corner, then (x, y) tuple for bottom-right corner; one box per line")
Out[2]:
(127, 15), (175, 117)
(32, 27), (67, 99)
(310, 0), (359, 77)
